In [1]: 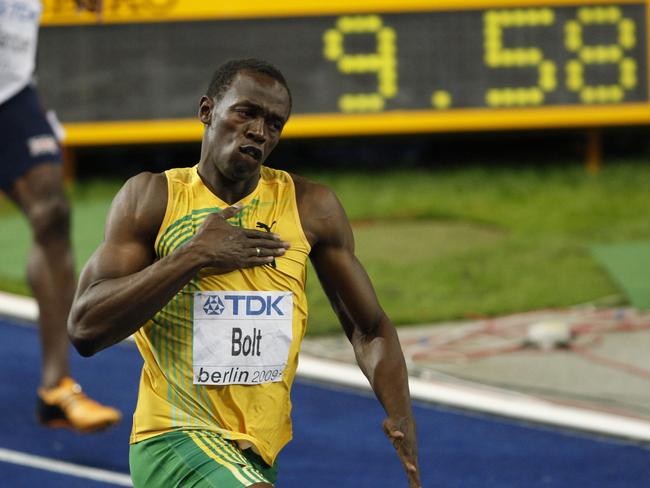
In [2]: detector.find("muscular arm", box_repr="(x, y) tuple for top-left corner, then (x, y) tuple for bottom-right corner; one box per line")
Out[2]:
(295, 177), (421, 487)
(69, 172), (288, 357)
(68, 172), (192, 356)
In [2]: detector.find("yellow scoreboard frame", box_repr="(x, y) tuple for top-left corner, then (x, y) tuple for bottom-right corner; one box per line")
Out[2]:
(41, 0), (650, 146)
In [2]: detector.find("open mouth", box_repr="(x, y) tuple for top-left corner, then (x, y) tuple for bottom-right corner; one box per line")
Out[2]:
(239, 145), (263, 161)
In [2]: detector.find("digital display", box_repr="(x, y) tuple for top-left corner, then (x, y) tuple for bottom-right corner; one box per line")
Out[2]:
(36, 1), (650, 144)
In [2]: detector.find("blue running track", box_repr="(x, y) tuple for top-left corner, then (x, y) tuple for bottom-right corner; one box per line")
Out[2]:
(0, 316), (648, 487)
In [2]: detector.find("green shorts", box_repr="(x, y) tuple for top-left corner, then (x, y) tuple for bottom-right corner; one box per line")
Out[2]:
(129, 430), (278, 487)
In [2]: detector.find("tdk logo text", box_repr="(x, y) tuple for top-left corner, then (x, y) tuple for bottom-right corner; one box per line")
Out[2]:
(203, 294), (285, 316)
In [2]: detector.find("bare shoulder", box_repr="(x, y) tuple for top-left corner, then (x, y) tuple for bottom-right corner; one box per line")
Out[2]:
(291, 173), (336, 208)
(290, 173), (351, 247)
(106, 171), (168, 241)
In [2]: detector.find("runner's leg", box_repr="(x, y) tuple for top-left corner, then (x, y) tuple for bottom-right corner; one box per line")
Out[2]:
(9, 162), (72, 389)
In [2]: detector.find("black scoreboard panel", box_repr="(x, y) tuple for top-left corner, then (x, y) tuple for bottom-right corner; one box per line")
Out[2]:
(36, 1), (650, 143)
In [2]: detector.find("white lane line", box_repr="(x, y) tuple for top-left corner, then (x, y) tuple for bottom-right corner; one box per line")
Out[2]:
(297, 355), (650, 442)
(0, 291), (37, 322)
(0, 447), (132, 486)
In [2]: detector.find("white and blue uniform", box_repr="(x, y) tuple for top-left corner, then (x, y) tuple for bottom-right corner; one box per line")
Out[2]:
(0, 0), (61, 191)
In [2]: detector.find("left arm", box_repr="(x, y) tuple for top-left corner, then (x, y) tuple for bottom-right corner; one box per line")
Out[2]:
(295, 178), (421, 487)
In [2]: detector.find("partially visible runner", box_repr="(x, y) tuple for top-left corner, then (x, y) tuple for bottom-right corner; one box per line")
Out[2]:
(69, 58), (421, 487)
(0, 0), (121, 431)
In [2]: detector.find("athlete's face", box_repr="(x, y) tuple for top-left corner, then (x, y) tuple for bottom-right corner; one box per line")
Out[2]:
(199, 71), (291, 182)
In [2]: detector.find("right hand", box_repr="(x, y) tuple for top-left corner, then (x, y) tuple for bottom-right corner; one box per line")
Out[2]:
(189, 205), (290, 274)
(383, 417), (422, 488)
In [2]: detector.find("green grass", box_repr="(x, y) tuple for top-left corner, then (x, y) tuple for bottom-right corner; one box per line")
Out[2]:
(306, 160), (650, 332)
(1, 160), (649, 334)
(0, 181), (122, 294)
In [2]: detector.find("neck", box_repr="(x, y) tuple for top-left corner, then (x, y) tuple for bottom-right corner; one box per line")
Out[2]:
(197, 160), (260, 205)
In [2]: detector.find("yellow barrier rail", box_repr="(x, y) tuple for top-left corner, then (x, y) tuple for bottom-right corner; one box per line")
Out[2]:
(42, 0), (648, 24)
(61, 103), (650, 146)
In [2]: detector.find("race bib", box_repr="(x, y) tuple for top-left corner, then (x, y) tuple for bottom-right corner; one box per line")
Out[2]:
(193, 291), (293, 386)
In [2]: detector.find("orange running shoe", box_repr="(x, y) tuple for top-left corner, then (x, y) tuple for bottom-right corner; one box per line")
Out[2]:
(37, 377), (122, 433)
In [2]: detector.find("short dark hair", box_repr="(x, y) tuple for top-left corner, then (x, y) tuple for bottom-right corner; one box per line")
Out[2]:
(206, 58), (292, 111)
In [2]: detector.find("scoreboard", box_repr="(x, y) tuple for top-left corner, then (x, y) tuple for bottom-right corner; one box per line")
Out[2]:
(38, 0), (650, 145)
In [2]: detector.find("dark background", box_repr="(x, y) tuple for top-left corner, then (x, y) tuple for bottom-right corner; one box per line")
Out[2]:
(70, 127), (650, 181)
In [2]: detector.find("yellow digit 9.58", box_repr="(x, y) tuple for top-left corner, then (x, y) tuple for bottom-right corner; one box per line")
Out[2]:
(484, 8), (556, 107)
(565, 6), (637, 103)
(323, 15), (397, 112)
